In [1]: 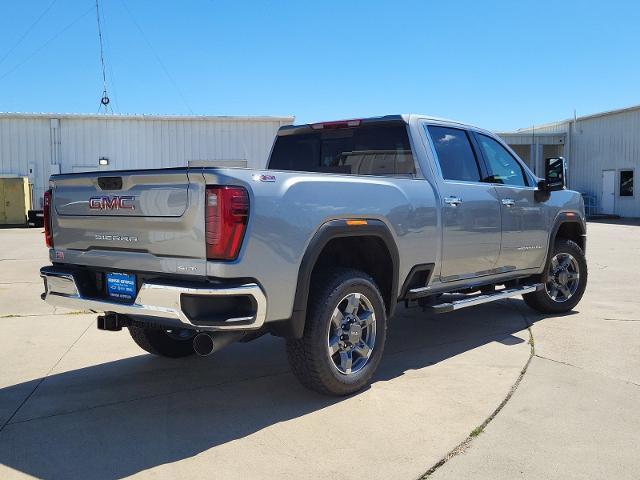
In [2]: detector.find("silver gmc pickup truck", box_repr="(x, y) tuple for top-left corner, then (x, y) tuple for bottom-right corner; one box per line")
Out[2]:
(40, 115), (587, 395)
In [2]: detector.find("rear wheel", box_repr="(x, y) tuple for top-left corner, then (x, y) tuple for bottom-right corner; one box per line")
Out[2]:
(128, 325), (196, 358)
(286, 268), (387, 396)
(523, 239), (587, 313)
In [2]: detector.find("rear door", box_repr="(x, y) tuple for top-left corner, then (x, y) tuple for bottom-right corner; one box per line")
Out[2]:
(426, 125), (501, 281)
(51, 169), (207, 272)
(473, 132), (548, 271)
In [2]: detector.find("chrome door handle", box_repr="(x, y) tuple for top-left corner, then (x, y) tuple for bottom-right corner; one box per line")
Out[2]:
(444, 196), (462, 207)
(501, 198), (515, 207)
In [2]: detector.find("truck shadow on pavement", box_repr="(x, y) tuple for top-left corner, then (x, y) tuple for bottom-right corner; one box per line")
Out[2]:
(0, 300), (559, 480)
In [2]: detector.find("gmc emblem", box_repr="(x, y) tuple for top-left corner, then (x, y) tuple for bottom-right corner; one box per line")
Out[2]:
(89, 195), (136, 210)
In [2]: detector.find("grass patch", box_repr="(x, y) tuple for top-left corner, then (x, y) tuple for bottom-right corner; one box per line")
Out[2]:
(470, 426), (483, 437)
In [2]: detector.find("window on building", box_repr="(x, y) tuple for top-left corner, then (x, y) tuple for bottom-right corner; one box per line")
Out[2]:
(476, 134), (528, 187)
(427, 126), (481, 182)
(620, 170), (634, 197)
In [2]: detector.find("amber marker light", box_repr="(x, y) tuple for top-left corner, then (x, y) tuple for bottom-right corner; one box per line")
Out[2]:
(345, 219), (368, 226)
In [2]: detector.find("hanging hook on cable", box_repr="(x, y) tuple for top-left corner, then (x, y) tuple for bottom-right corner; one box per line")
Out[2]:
(95, 0), (111, 113)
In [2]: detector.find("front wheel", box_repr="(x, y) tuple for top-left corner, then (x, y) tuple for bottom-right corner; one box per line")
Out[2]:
(523, 239), (588, 313)
(286, 268), (387, 396)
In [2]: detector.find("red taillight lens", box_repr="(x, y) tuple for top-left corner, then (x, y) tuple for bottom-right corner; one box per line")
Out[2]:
(205, 186), (249, 260)
(43, 189), (53, 248)
(309, 119), (361, 130)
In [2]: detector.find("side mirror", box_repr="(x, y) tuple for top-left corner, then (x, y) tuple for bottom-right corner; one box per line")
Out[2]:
(539, 157), (566, 191)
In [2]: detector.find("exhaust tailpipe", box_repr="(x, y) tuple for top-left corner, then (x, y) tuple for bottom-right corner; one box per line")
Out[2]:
(193, 331), (244, 356)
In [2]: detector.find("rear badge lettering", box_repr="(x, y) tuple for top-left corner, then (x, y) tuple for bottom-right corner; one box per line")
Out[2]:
(95, 234), (138, 242)
(89, 195), (136, 210)
(177, 265), (198, 272)
(252, 174), (276, 182)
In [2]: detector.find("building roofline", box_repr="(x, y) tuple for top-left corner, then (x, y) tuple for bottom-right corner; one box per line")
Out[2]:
(512, 103), (640, 132)
(0, 112), (295, 123)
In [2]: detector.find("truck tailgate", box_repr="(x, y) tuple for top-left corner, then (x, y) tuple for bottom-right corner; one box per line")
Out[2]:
(50, 169), (206, 271)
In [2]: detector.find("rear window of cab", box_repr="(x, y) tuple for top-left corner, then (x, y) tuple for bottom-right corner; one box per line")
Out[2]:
(268, 124), (416, 177)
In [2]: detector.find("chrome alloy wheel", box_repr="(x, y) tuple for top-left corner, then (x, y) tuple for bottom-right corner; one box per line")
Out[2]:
(545, 253), (580, 303)
(327, 292), (377, 375)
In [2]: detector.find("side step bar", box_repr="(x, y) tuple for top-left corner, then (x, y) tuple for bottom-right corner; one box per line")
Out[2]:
(425, 284), (543, 314)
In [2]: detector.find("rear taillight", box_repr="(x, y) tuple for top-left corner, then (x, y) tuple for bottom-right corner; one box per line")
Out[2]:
(205, 186), (249, 260)
(43, 189), (53, 248)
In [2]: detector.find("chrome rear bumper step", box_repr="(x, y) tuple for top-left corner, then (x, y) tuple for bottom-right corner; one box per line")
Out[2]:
(40, 266), (267, 331)
(426, 284), (543, 314)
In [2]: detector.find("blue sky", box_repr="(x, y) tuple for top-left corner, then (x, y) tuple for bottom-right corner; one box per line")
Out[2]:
(0, 0), (638, 131)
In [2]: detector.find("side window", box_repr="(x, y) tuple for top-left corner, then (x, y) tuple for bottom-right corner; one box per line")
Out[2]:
(476, 134), (528, 187)
(427, 126), (481, 182)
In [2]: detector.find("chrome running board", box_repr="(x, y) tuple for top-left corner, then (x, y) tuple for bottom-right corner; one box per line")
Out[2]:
(425, 284), (543, 314)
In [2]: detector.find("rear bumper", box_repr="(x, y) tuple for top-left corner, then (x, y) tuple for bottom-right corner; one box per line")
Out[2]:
(40, 266), (267, 331)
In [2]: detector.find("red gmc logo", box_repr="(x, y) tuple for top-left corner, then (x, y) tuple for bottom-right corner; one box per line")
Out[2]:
(89, 195), (136, 210)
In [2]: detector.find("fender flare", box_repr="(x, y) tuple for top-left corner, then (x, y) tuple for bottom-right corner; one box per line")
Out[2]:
(269, 219), (399, 339)
(543, 212), (587, 268)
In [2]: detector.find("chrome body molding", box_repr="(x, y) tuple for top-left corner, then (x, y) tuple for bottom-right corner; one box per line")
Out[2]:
(40, 266), (267, 331)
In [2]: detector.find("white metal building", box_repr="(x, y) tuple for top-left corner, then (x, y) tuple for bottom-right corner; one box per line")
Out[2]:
(499, 105), (640, 217)
(0, 113), (293, 211)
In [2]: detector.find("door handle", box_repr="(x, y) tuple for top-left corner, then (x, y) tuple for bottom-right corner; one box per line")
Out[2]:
(501, 198), (515, 207)
(444, 196), (462, 207)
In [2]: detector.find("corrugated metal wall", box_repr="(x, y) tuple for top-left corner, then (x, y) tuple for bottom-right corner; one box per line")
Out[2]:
(570, 109), (640, 217)
(508, 108), (640, 217)
(0, 114), (292, 209)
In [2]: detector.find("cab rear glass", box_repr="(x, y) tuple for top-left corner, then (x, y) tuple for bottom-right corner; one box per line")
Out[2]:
(268, 124), (416, 177)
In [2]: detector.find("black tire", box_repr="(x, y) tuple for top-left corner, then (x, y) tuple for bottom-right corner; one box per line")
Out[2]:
(286, 268), (387, 396)
(128, 325), (195, 358)
(523, 238), (588, 314)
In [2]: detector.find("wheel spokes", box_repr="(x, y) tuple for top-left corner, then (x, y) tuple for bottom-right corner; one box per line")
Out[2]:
(343, 293), (361, 315)
(328, 334), (340, 355)
(330, 308), (344, 329)
(559, 255), (572, 269)
(355, 342), (371, 359)
(339, 351), (353, 374)
(358, 310), (374, 328)
(327, 292), (377, 375)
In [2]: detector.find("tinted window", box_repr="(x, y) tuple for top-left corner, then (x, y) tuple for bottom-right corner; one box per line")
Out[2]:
(477, 134), (528, 187)
(427, 126), (481, 182)
(268, 124), (415, 176)
(620, 170), (633, 197)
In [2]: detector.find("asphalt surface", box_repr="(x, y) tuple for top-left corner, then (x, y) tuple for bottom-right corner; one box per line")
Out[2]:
(0, 221), (637, 479)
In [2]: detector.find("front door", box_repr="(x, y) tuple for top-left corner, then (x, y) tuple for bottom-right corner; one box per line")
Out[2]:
(426, 125), (501, 281)
(473, 133), (548, 271)
(601, 170), (615, 214)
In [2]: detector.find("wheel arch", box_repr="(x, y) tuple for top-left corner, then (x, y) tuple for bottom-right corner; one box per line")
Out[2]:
(269, 219), (399, 339)
(550, 213), (586, 251)
(543, 212), (587, 270)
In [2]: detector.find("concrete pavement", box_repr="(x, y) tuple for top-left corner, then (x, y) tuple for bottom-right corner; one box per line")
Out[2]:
(431, 220), (640, 479)
(0, 222), (637, 479)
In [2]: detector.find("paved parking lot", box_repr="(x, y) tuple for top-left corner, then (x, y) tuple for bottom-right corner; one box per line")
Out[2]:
(0, 221), (638, 479)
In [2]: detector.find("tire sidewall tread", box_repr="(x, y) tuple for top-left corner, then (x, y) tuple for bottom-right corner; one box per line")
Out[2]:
(524, 238), (588, 314)
(286, 268), (387, 396)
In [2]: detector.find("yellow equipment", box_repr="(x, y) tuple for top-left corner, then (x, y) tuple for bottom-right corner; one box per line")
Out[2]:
(0, 177), (32, 225)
